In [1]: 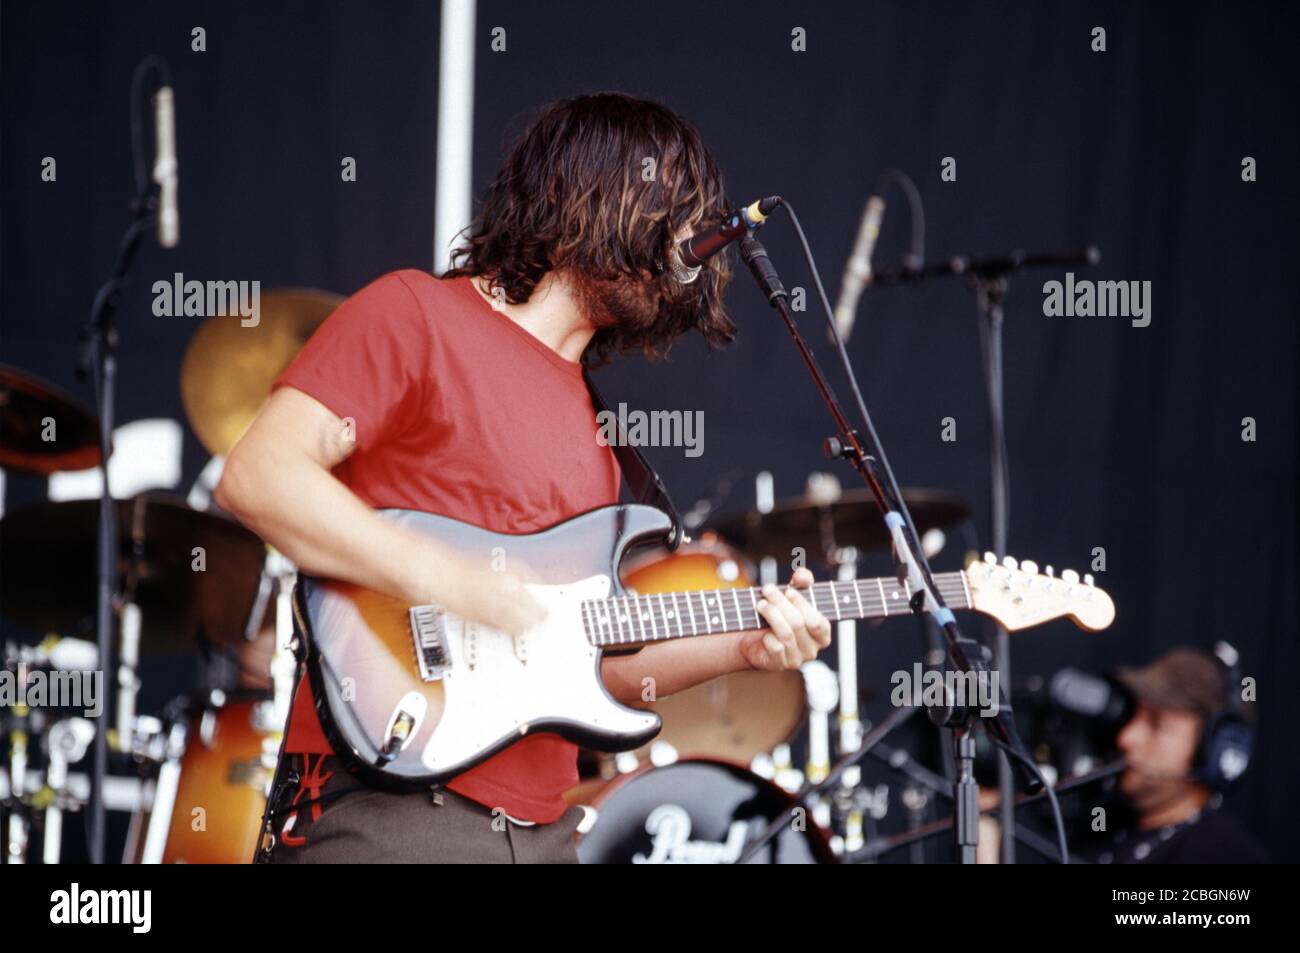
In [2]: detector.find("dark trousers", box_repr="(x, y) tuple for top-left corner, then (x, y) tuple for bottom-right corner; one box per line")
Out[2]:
(255, 753), (584, 864)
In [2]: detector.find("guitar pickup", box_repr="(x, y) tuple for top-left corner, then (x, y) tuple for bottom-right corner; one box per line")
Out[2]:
(409, 605), (452, 682)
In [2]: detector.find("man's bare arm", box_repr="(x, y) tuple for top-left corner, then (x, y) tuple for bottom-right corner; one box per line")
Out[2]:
(214, 387), (543, 635)
(600, 635), (748, 704)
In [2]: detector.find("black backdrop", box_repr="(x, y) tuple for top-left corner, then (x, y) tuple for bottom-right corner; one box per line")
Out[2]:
(2, 1), (1297, 862)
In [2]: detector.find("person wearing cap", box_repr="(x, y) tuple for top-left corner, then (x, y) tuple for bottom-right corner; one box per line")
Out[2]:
(1084, 646), (1266, 863)
(977, 645), (1266, 864)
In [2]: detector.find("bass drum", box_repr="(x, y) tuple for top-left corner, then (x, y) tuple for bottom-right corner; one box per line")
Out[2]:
(161, 696), (280, 864)
(618, 535), (806, 764)
(576, 758), (836, 864)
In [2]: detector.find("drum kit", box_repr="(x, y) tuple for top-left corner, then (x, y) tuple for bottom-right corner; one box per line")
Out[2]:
(0, 289), (338, 865)
(2, 287), (987, 865)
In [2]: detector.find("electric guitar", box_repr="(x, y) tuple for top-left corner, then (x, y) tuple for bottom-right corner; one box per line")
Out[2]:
(293, 504), (1115, 789)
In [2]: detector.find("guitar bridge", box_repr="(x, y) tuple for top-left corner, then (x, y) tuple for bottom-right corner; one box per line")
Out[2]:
(409, 605), (452, 682)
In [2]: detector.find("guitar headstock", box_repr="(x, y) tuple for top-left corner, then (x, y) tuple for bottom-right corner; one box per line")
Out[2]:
(964, 553), (1115, 632)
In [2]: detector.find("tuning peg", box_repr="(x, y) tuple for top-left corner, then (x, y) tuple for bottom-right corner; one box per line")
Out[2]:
(1002, 556), (1019, 571)
(983, 552), (997, 565)
(1045, 565), (1055, 577)
(1062, 569), (1079, 585)
(1084, 573), (1095, 587)
(1021, 560), (1038, 576)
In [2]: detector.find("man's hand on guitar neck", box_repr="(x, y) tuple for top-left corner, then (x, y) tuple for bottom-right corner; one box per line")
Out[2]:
(737, 567), (834, 671)
(599, 568), (833, 703)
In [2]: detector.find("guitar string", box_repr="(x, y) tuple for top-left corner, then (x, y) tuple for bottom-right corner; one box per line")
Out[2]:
(582, 579), (979, 644)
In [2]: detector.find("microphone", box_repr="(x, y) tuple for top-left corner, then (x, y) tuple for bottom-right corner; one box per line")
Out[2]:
(671, 196), (780, 283)
(153, 85), (179, 248)
(1048, 667), (1134, 729)
(834, 193), (885, 340)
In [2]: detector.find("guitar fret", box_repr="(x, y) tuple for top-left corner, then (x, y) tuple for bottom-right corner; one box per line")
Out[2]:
(591, 571), (974, 647)
(684, 590), (699, 635)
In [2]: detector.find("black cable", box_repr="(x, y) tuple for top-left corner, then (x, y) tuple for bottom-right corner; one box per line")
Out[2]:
(128, 56), (171, 198)
(874, 169), (926, 269)
(992, 736), (1069, 863)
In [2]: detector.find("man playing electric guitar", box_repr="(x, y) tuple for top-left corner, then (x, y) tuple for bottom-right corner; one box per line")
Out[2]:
(217, 92), (834, 863)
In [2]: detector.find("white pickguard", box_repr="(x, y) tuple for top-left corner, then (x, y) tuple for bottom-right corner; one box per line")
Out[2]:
(420, 574), (659, 773)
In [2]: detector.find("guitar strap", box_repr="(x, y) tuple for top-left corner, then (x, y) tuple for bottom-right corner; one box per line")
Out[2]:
(583, 368), (683, 552)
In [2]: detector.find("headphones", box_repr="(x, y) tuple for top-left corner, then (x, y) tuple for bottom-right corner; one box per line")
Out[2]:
(1192, 641), (1255, 791)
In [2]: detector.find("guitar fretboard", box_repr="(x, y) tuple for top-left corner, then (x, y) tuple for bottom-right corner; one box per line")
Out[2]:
(581, 571), (972, 647)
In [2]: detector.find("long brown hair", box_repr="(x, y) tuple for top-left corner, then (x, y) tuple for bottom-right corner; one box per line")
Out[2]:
(443, 92), (736, 365)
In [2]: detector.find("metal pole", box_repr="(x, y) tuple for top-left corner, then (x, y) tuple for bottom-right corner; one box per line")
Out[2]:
(434, 0), (477, 273)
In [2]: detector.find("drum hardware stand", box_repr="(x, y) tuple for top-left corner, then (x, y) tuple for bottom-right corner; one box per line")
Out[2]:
(845, 759), (1124, 863)
(807, 470), (876, 855)
(736, 703), (917, 863)
(769, 744), (803, 793)
(800, 659), (839, 833)
(827, 548), (867, 852)
(41, 717), (95, 864)
(4, 708), (29, 864)
(115, 601), (143, 753)
(138, 718), (187, 864)
(737, 208), (1047, 864)
(243, 547), (299, 733)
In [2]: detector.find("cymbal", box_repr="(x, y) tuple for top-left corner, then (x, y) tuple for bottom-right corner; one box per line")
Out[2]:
(0, 494), (266, 652)
(711, 487), (970, 564)
(0, 365), (102, 474)
(180, 288), (342, 456)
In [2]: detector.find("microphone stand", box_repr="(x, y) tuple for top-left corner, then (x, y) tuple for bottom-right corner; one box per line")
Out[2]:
(74, 58), (169, 863)
(872, 245), (1100, 862)
(737, 222), (1045, 864)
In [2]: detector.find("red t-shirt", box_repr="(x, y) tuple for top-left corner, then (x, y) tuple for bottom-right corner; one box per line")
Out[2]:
(273, 270), (621, 823)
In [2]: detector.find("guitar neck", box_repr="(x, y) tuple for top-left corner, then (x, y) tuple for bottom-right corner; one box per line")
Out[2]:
(583, 571), (972, 647)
